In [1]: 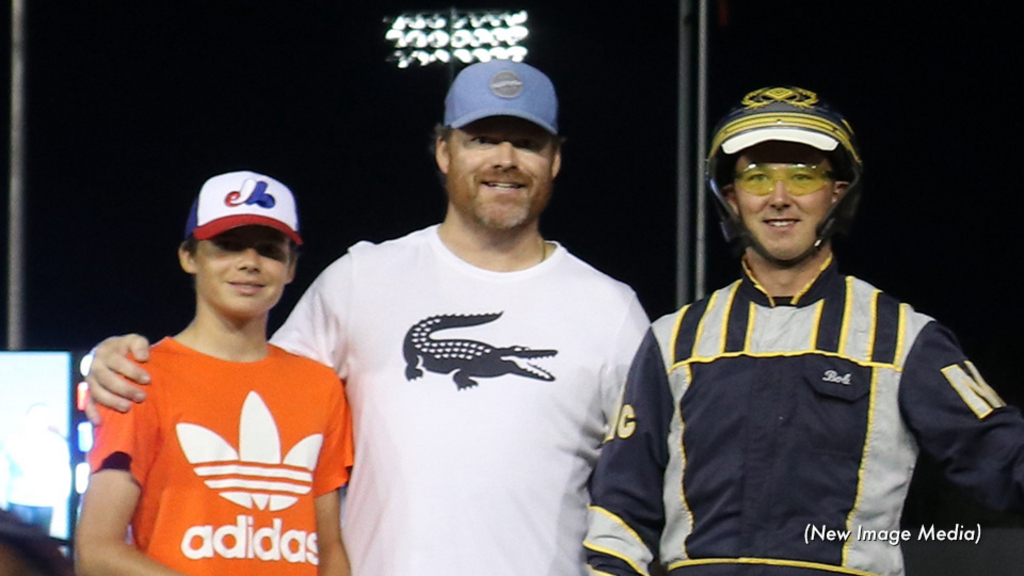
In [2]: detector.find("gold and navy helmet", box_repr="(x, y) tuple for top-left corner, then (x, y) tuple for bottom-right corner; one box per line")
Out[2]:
(706, 86), (863, 258)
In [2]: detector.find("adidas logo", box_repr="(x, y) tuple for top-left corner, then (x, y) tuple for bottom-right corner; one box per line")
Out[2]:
(176, 391), (323, 512)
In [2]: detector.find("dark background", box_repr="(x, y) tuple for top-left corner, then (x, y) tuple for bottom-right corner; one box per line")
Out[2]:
(2, 0), (1023, 556)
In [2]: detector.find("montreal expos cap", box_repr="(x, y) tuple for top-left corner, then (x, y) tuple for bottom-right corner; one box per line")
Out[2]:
(444, 60), (559, 135)
(184, 171), (302, 245)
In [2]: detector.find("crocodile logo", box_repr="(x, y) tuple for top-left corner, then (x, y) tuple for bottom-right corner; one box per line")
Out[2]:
(402, 312), (557, 390)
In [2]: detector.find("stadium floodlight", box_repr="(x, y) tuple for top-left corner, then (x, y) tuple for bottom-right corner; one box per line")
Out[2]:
(385, 9), (529, 69)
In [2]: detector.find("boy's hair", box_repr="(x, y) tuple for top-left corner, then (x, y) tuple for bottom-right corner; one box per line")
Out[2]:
(180, 235), (199, 255)
(179, 231), (301, 262)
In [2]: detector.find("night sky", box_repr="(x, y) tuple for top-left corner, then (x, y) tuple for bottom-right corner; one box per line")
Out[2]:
(2, 0), (1024, 553)
(3, 3), (1023, 396)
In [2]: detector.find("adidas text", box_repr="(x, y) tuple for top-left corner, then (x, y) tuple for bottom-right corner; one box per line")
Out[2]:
(181, 515), (318, 564)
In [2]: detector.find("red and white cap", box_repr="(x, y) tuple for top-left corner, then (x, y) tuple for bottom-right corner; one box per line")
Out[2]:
(184, 171), (302, 245)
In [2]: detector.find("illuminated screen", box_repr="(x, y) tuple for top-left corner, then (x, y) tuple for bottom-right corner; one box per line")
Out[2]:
(0, 351), (74, 541)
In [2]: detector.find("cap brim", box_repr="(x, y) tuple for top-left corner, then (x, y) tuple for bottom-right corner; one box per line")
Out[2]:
(721, 127), (839, 155)
(192, 215), (303, 245)
(449, 109), (558, 135)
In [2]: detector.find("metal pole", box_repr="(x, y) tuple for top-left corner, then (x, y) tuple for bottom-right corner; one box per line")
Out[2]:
(8, 0), (26, 350)
(675, 0), (695, 308)
(448, 6), (457, 85)
(693, 0), (709, 300)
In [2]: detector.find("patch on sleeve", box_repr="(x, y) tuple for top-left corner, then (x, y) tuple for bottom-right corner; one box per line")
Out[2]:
(941, 361), (1006, 418)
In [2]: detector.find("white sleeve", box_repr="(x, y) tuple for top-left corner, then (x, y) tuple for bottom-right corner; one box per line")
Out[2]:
(600, 293), (650, 428)
(270, 253), (353, 379)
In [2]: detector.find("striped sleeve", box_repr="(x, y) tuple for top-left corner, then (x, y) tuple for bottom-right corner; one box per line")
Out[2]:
(898, 321), (1024, 512)
(586, 329), (675, 576)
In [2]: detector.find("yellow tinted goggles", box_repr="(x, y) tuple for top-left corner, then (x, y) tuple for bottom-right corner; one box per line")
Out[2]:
(734, 163), (833, 196)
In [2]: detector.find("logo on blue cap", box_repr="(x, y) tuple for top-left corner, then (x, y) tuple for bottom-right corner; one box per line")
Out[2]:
(490, 71), (523, 99)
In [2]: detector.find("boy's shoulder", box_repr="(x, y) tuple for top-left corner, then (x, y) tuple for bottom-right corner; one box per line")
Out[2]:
(145, 338), (338, 384)
(143, 337), (193, 370)
(266, 344), (339, 380)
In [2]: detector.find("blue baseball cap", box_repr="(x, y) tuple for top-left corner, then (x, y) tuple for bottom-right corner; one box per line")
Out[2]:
(443, 60), (559, 135)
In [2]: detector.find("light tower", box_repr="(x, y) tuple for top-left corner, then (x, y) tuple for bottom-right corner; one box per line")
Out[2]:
(384, 9), (530, 77)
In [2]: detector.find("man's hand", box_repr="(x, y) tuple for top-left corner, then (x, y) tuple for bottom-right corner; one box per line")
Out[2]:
(84, 334), (153, 425)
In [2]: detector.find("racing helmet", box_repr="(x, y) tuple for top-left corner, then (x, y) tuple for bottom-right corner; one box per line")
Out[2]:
(706, 86), (863, 262)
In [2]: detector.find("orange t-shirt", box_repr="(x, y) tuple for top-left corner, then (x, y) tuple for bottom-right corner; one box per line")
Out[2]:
(89, 338), (353, 575)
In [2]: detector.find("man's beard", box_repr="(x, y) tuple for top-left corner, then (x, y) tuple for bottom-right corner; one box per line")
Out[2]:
(447, 177), (552, 231)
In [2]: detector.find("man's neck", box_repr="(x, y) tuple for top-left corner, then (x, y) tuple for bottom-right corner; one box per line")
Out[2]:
(743, 245), (833, 299)
(174, 304), (270, 362)
(437, 211), (550, 272)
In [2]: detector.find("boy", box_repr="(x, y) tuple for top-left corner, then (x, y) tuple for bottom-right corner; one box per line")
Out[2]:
(75, 171), (353, 576)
